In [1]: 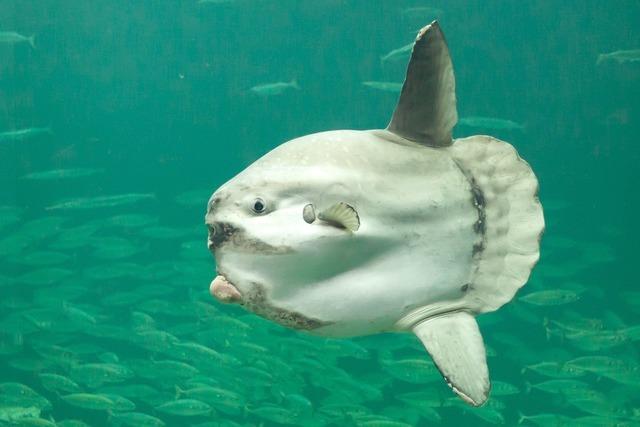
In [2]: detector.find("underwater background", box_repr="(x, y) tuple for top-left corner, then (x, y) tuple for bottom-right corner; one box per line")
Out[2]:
(1, 1), (639, 426)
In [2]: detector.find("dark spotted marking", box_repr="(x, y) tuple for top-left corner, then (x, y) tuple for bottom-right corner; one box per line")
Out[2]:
(207, 196), (219, 212)
(450, 158), (488, 259)
(207, 222), (292, 255)
(471, 184), (485, 208)
(470, 179), (486, 236)
(230, 233), (292, 255)
(207, 222), (237, 248)
(465, 176), (487, 259)
(243, 282), (331, 331)
(472, 242), (484, 256)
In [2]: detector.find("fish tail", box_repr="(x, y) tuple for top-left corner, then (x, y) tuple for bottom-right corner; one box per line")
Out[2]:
(291, 79), (300, 90)
(542, 317), (551, 340)
(174, 385), (184, 399)
(524, 381), (532, 394)
(596, 54), (606, 65)
(517, 412), (527, 424)
(28, 35), (36, 49)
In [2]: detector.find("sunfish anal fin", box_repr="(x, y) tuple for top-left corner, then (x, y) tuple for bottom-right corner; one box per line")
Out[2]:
(413, 311), (490, 406)
(317, 202), (360, 232)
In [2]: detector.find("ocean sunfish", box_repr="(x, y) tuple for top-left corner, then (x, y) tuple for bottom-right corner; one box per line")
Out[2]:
(205, 21), (544, 406)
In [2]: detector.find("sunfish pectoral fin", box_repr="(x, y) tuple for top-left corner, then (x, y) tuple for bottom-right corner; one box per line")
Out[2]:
(387, 20), (457, 147)
(317, 202), (360, 232)
(413, 311), (490, 406)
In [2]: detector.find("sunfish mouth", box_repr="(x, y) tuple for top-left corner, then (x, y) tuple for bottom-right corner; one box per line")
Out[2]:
(209, 275), (243, 304)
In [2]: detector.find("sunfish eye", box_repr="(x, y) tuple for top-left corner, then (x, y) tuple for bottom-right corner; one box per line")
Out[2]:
(251, 198), (266, 214)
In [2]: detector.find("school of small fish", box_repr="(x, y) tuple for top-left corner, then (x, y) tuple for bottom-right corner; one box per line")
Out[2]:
(0, 176), (637, 427)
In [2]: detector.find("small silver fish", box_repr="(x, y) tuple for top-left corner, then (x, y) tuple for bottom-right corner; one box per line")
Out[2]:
(597, 49), (640, 65)
(0, 31), (35, 49)
(0, 406), (41, 423)
(110, 412), (166, 427)
(155, 399), (211, 416)
(565, 356), (628, 376)
(458, 116), (524, 131)
(522, 361), (585, 378)
(21, 168), (104, 180)
(518, 414), (573, 426)
(565, 329), (629, 352)
(61, 393), (116, 411)
(46, 193), (155, 210)
(0, 127), (52, 143)
(362, 81), (403, 93)
(380, 42), (414, 63)
(529, 379), (592, 396)
(519, 289), (580, 306)
(400, 7), (444, 19)
(250, 80), (300, 96)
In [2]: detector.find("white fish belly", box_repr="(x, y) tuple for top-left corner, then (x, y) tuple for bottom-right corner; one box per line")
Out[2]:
(266, 133), (477, 335)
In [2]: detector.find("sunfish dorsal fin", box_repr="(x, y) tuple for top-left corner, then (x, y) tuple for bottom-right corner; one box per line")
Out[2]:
(318, 202), (360, 232)
(387, 21), (457, 147)
(413, 311), (490, 406)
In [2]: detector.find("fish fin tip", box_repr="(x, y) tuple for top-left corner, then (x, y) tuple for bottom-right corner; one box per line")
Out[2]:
(387, 20), (457, 147)
(413, 311), (490, 407)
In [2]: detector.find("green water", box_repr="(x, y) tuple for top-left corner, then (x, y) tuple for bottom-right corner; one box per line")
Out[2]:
(1, 1), (639, 426)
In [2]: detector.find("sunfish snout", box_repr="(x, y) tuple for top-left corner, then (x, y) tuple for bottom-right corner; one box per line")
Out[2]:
(210, 275), (242, 304)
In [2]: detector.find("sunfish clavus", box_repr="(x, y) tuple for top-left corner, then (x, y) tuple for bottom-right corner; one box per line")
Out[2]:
(205, 21), (544, 407)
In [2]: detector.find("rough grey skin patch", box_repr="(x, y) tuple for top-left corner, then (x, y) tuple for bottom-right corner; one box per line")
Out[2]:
(207, 222), (292, 255)
(204, 21), (544, 407)
(243, 283), (331, 331)
(206, 222), (237, 248)
(209, 276), (330, 330)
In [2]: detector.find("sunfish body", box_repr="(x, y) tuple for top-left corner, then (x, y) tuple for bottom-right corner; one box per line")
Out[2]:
(205, 22), (544, 407)
(362, 81), (404, 93)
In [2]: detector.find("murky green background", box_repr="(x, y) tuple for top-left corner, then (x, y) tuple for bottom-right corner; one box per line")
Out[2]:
(1, 1), (639, 426)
